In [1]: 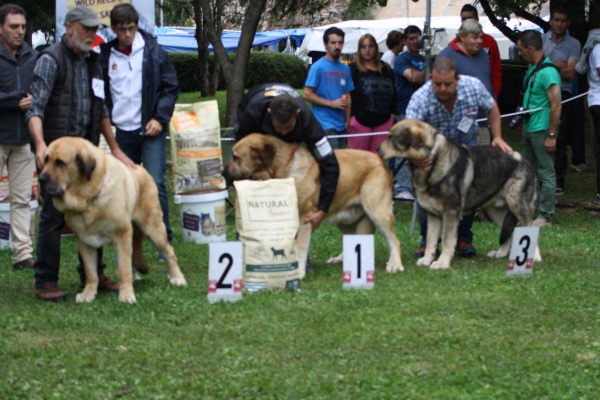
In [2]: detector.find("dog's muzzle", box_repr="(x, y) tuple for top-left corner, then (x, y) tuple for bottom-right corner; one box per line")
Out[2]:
(39, 173), (64, 197)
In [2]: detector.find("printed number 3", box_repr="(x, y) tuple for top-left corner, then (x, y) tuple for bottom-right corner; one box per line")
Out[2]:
(217, 253), (233, 289)
(516, 235), (530, 266)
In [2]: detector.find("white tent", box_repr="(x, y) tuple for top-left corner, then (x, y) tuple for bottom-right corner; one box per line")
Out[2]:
(297, 16), (547, 60)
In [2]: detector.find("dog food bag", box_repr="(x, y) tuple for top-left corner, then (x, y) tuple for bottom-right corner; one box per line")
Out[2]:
(234, 178), (302, 292)
(170, 100), (226, 194)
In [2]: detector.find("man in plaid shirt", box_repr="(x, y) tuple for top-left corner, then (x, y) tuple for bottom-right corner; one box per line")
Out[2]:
(406, 57), (512, 258)
(26, 6), (134, 302)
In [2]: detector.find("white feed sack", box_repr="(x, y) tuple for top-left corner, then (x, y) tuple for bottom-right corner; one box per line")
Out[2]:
(234, 178), (303, 292)
(170, 100), (226, 194)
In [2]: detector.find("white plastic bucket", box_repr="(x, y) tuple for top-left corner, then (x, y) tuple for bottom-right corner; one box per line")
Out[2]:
(174, 190), (228, 244)
(0, 200), (39, 250)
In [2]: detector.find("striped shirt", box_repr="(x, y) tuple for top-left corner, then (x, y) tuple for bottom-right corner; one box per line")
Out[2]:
(405, 75), (494, 144)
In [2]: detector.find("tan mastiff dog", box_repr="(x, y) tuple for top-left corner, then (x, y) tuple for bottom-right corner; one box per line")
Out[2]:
(39, 137), (187, 303)
(223, 133), (404, 273)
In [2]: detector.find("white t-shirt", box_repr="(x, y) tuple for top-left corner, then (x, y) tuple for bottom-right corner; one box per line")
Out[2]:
(381, 50), (396, 67)
(589, 44), (600, 106)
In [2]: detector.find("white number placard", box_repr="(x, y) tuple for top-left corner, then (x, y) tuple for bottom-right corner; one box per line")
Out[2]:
(343, 235), (375, 290)
(208, 242), (243, 303)
(507, 227), (540, 277)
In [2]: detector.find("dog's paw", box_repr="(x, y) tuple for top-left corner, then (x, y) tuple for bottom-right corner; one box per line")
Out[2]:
(169, 275), (188, 286)
(326, 254), (343, 264)
(118, 291), (137, 304)
(75, 291), (96, 304)
(386, 262), (404, 273)
(487, 250), (508, 258)
(430, 259), (450, 270)
(417, 257), (433, 267)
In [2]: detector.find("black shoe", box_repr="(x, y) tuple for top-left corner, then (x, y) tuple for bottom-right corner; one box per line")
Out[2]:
(12, 258), (35, 270)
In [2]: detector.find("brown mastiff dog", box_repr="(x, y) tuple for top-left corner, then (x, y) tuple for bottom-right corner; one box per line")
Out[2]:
(39, 137), (187, 303)
(223, 133), (404, 273)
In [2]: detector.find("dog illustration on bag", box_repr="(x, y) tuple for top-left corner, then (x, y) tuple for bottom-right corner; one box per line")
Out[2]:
(271, 247), (286, 259)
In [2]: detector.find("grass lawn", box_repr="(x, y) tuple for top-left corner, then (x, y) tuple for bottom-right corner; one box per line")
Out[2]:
(1, 97), (599, 399)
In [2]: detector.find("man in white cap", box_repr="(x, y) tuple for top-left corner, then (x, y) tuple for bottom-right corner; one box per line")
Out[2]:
(26, 6), (135, 302)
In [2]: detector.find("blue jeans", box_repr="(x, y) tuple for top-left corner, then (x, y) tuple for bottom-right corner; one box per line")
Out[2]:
(116, 128), (172, 242)
(390, 158), (412, 193)
(323, 128), (347, 149)
(418, 135), (477, 246)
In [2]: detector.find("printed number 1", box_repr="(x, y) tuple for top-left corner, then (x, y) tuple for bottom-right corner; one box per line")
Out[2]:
(516, 235), (531, 266)
(217, 253), (233, 289)
(355, 244), (361, 279)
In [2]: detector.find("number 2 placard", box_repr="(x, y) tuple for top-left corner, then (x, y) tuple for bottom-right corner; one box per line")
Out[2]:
(208, 242), (243, 303)
(507, 227), (540, 277)
(343, 235), (374, 290)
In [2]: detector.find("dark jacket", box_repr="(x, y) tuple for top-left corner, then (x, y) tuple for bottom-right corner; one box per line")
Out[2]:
(234, 83), (340, 213)
(99, 29), (179, 133)
(42, 37), (104, 146)
(0, 41), (37, 144)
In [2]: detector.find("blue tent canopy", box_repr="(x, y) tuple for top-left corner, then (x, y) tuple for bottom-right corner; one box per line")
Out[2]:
(156, 28), (306, 53)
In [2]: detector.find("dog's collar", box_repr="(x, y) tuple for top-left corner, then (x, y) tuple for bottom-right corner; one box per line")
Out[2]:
(286, 152), (298, 177)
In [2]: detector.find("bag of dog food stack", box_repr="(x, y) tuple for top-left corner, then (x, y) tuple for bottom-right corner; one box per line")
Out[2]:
(234, 178), (302, 292)
(169, 100), (226, 193)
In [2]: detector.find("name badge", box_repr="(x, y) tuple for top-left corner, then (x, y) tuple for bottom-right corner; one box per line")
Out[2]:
(457, 116), (474, 134)
(92, 78), (105, 100)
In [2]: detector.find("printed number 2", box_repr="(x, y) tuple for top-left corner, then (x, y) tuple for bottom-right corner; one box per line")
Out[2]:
(516, 235), (531, 266)
(217, 253), (233, 289)
(355, 244), (361, 279)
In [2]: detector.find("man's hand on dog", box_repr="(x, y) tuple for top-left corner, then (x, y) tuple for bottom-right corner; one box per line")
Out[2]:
(410, 157), (431, 169)
(145, 119), (163, 136)
(305, 210), (326, 231)
(112, 148), (137, 169)
(492, 137), (513, 153)
(35, 142), (48, 170)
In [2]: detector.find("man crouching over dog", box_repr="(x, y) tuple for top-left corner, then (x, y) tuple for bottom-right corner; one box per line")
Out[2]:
(231, 83), (340, 270)
(403, 57), (513, 259)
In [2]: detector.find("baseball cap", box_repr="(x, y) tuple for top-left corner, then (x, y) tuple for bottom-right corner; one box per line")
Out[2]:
(65, 6), (106, 28)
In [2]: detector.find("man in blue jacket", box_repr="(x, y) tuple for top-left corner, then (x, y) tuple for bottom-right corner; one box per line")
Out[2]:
(100, 3), (179, 247)
(0, 4), (36, 271)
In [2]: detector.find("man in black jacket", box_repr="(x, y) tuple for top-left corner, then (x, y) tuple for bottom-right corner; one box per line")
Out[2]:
(234, 83), (340, 231)
(26, 6), (135, 301)
(0, 4), (36, 271)
(99, 4), (179, 246)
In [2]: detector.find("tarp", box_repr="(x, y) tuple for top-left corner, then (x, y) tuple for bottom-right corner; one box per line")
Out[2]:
(296, 16), (547, 60)
(157, 29), (307, 53)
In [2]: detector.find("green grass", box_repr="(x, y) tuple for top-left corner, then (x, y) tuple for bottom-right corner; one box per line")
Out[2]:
(1, 103), (599, 398)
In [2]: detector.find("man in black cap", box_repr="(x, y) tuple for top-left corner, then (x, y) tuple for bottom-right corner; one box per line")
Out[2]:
(234, 83), (340, 232)
(26, 5), (135, 302)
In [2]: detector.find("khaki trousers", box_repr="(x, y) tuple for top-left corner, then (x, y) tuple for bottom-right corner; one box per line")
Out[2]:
(0, 144), (35, 263)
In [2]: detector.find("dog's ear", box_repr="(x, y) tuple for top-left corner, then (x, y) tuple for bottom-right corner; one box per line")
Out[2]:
(391, 125), (413, 150)
(76, 153), (96, 181)
(250, 143), (275, 166)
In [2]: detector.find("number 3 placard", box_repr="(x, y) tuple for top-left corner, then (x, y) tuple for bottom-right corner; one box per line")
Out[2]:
(507, 227), (540, 277)
(343, 235), (375, 290)
(208, 242), (243, 303)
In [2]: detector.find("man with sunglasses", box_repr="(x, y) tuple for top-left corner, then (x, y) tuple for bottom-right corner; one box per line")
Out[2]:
(99, 4), (179, 252)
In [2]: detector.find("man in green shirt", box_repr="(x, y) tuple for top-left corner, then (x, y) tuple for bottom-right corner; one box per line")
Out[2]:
(517, 30), (562, 227)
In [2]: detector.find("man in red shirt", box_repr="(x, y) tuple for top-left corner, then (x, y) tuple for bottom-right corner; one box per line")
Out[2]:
(451, 4), (502, 98)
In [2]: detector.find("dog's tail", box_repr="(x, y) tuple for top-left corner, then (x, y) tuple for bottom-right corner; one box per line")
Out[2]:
(500, 212), (518, 245)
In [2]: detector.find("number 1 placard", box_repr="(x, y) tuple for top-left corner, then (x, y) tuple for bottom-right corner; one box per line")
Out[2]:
(343, 235), (374, 290)
(208, 242), (243, 303)
(507, 227), (540, 277)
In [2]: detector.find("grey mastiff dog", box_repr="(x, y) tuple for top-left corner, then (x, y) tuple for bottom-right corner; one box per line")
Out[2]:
(379, 119), (541, 269)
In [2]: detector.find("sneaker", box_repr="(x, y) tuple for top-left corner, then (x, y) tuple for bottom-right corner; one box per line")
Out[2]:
(595, 193), (600, 205)
(456, 242), (476, 257)
(414, 245), (427, 258)
(571, 163), (588, 172)
(12, 257), (35, 270)
(394, 191), (415, 201)
(532, 217), (552, 227)
(79, 275), (119, 292)
(158, 253), (165, 263)
(555, 187), (564, 196)
(35, 282), (67, 302)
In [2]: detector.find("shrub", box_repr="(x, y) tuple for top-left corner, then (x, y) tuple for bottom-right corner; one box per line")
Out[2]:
(168, 51), (307, 93)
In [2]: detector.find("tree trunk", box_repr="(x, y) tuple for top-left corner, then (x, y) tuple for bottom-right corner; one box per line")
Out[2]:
(199, 0), (268, 126)
(193, 2), (210, 97)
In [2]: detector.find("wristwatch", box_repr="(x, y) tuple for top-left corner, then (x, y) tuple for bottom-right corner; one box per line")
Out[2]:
(547, 132), (557, 139)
